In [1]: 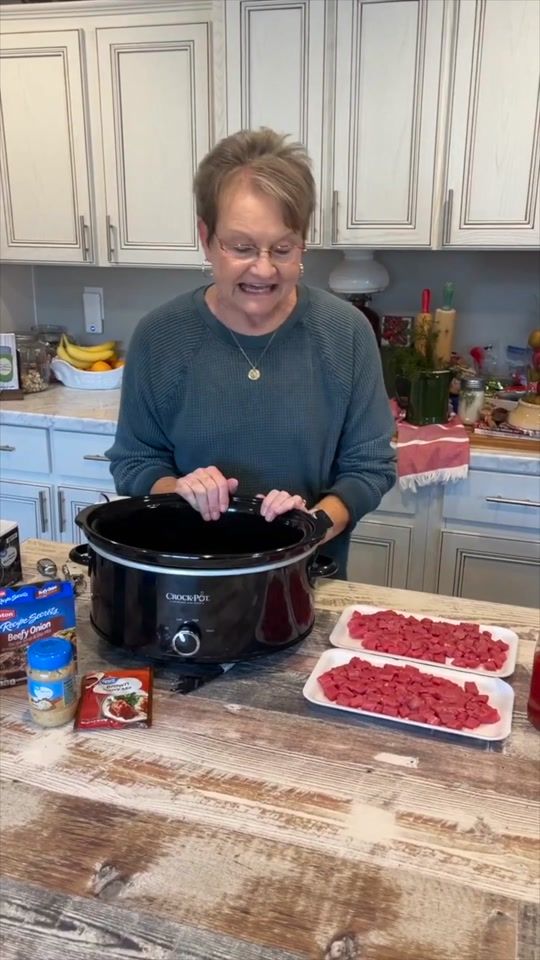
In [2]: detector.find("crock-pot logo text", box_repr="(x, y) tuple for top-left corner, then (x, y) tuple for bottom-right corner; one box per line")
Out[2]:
(165, 591), (210, 604)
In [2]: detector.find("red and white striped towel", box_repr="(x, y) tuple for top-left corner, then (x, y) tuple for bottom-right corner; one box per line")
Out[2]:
(395, 418), (470, 492)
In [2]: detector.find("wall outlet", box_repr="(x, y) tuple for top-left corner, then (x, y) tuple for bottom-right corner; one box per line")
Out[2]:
(83, 287), (104, 335)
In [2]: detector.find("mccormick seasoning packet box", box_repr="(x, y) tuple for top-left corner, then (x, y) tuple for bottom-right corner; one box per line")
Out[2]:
(0, 579), (76, 688)
(75, 669), (153, 730)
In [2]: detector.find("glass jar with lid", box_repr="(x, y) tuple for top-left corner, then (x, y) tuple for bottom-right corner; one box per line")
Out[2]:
(15, 333), (50, 393)
(30, 324), (65, 365)
(458, 376), (485, 425)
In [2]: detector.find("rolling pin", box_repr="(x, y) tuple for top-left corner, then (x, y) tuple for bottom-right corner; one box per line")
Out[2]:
(433, 282), (456, 368)
(415, 288), (432, 356)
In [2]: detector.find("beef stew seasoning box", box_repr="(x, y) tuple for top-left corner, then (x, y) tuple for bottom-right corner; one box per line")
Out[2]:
(0, 580), (76, 687)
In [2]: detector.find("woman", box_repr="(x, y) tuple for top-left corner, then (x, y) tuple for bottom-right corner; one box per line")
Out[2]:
(108, 128), (395, 577)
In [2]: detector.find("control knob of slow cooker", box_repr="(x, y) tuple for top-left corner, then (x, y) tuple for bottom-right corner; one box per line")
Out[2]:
(171, 622), (201, 657)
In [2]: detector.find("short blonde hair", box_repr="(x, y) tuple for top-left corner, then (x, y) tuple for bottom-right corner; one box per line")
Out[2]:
(194, 128), (315, 241)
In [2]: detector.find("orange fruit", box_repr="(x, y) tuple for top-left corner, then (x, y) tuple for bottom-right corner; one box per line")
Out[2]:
(113, 359), (125, 368)
(90, 360), (112, 372)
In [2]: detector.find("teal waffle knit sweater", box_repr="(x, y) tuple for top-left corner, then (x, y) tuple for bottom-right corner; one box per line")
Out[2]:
(107, 284), (396, 577)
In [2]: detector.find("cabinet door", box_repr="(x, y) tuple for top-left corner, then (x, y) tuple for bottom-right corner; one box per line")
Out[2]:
(348, 521), (412, 588)
(437, 531), (540, 606)
(225, 0), (326, 245)
(96, 23), (210, 266)
(0, 480), (53, 542)
(332, 0), (444, 246)
(0, 30), (93, 263)
(444, 0), (540, 247)
(56, 486), (113, 544)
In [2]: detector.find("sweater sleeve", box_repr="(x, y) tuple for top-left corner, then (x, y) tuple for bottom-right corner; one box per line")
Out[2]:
(323, 321), (396, 523)
(106, 316), (180, 496)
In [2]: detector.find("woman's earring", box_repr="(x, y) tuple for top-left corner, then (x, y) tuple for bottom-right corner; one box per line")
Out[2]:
(299, 262), (304, 277)
(201, 259), (214, 277)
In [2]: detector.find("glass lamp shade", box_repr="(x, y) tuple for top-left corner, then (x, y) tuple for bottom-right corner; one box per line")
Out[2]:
(328, 250), (390, 295)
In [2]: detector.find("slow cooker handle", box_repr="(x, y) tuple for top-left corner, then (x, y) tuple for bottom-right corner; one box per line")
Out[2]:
(311, 509), (333, 540)
(307, 554), (338, 584)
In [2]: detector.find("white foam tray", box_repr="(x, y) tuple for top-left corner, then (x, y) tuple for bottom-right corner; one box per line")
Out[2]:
(329, 604), (519, 679)
(303, 648), (514, 742)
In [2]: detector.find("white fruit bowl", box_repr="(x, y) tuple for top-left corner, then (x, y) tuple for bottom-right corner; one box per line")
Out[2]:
(51, 357), (124, 391)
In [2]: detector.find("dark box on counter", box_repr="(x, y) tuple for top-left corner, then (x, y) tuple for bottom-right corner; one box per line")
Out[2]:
(0, 521), (22, 588)
(0, 579), (77, 687)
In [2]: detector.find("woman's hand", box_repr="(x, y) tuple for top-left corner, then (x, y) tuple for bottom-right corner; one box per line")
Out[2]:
(175, 466), (238, 521)
(258, 489), (309, 522)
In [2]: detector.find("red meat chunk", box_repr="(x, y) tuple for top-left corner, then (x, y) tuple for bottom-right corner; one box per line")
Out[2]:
(346, 609), (509, 672)
(317, 657), (500, 731)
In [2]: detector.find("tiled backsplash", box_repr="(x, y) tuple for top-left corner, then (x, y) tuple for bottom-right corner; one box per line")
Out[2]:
(1, 250), (538, 371)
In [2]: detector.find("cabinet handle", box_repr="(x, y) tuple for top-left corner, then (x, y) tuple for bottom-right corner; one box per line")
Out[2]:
(485, 496), (540, 508)
(80, 214), (91, 261)
(106, 215), (116, 262)
(0, 445), (15, 452)
(38, 491), (48, 533)
(331, 190), (339, 244)
(443, 188), (454, 245)
(83, 454), (111, 462)
(57, 489), (66, 534)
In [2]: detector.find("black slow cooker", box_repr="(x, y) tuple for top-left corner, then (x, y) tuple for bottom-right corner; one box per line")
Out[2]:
(75, 495), (335, 663)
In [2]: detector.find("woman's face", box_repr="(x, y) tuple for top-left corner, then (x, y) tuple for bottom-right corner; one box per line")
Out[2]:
(199, 180), (304, 328)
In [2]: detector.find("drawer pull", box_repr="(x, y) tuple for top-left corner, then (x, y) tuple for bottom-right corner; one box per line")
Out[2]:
(0, 445), (16, 452)
(331, 190), (339, 244)
(57, 489), (66, 534)
(106, 215), (116, 263)
(80, 214), (91, 261)
(38, 491), (48, 533)
(485, 496), (540, 508)
(83, 454), (111, 462)
(443, 188), (454, 245)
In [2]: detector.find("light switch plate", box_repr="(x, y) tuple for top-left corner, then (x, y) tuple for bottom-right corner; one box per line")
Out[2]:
(83, 287), (104, 334)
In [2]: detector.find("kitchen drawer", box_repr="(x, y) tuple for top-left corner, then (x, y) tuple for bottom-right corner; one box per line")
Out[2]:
(443, 470), (540, 531)
(0, 424), (50, 474)
(52, 430), (115, 484)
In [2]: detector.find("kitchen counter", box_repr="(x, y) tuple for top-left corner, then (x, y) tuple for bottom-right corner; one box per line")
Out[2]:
(1, 384), (539, 457)
(1, 539), (539, 960)
(0, 383), (119, 432)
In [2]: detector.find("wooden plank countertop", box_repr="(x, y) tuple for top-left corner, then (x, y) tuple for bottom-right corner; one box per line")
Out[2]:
(1, 539), (539, 960)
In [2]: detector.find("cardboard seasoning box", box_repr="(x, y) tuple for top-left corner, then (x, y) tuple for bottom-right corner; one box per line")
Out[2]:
(0, 579), (77, 688)
(0, 521), (22, 588)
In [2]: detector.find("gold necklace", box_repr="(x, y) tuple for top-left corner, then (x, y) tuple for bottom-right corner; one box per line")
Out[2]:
(227, 327), (279, 380)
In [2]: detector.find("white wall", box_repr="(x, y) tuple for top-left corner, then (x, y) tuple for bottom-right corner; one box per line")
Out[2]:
(0, 264), (36, 332)
(4, 250), (539, 370)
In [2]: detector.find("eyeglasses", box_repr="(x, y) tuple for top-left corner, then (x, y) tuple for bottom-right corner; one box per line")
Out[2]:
(216, 237), (304, 264)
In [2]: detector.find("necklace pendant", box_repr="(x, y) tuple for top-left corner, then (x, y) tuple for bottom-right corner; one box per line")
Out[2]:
(248, 368), (261, 381)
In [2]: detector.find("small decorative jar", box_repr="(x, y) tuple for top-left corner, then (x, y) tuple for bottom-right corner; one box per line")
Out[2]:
(27, 637), (77, 728)
(458, 376), (485, 425)
(15, 333), (50, 393)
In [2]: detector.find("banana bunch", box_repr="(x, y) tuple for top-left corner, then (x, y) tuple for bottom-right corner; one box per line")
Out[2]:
(57, 334), (119, 371)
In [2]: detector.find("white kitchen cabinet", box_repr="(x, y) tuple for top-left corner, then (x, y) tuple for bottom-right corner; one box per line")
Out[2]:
(224, 0), (326, 245)
(332, 0), (444, 246)
(348, 482), (430, 589)
(0, 480), (54, 542)
(0, 29), (94, 264)
(96, 21), (211, 266)
(56, 485), (112, 544)
(348, 521), (412, 588)
(443, 0), (540, 248)
(437, 531), (540, 607)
